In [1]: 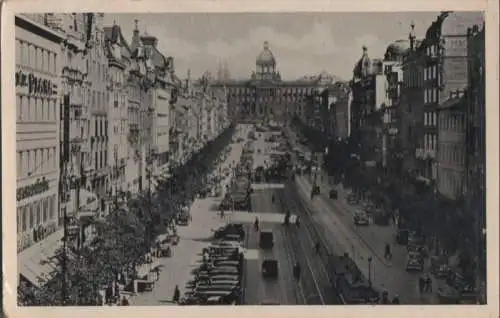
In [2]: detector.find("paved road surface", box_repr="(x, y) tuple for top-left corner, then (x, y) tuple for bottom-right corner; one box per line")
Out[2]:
(286, 123), (438, 304)
(243, 188), (299, 305)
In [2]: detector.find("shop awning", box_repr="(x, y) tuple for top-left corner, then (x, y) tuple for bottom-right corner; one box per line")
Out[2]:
(18, 229), (64, 288)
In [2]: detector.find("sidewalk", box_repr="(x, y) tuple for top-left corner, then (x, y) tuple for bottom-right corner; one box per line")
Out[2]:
(295, 174), (439, 304)
(129, 139), (244, 305)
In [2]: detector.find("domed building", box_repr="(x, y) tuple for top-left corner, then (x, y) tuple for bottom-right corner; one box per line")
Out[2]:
(211, 41), (339, 124)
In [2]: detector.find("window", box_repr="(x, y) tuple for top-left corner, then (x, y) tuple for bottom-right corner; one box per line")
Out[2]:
(43, 198), (48, 223)
(29, 205), (34, 229)
(35, 201), (41, 226)
(49, 195), (55, 220)
(21, 207), (27, 231)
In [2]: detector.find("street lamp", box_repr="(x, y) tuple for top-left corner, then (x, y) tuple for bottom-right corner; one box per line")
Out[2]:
(368, 256), (373, 287)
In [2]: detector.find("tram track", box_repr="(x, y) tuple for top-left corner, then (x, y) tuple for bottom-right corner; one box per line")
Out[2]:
(282, 178), (345, 304)
(277, 189), (326, 305)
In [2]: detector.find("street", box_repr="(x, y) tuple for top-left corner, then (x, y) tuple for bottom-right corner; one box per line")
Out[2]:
(286, 125), (439, 304)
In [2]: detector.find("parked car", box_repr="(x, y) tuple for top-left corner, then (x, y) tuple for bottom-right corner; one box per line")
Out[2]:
(430, 256), (451, 278)
(347, 194), (358, 205)
(353, 211), (370, 226)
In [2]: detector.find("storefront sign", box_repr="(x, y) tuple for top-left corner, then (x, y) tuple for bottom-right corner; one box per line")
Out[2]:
(17, 177), (50, 201)
(15, 70), (57, 96)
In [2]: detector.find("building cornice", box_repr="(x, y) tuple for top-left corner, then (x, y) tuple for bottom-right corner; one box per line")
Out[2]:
(15, 15), (65, 44)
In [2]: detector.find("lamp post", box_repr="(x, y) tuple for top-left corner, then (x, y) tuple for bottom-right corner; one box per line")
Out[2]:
(368, 256), (373, 287)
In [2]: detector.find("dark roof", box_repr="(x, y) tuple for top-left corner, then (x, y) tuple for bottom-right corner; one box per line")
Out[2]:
(103, 25), (131, 57)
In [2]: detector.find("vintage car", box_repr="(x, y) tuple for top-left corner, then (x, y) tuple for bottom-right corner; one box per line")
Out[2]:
(405, 252), (424, 272)
(329, 189), (338, 199)
(430, 256), (450, 278)
(353, 211), (370, 226)
(261, 259), (279, 279)
(347, 194), (358, 205)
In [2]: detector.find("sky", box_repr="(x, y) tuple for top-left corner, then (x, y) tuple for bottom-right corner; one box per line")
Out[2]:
(103, 12), (441, 81)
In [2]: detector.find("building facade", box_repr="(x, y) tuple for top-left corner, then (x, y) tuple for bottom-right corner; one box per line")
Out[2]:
(212, 41), (335, 124)
(16, 14), (64, 255)
(435, 12), (484, 200)
(104, 22), (131, 199)
(466, 22), (486, 297)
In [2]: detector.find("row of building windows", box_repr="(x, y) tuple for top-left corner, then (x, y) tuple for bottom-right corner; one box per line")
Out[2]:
(424, 111), (437, 127)
(94, 150), (108, 171)
(424, 133), (437, 151)
(439, 111), (466, 133)
(229, 87), (314, 96)
(17, 195), (57, 233)
(404, 66), (422, 88)
(91, 89), (108, 110)
(424, 65), (438, 81)
(17, 147), (57, 179)
(438, 170), (463, 199)
(424, 88), (439, 104)
(426, 44), (439, 57)
(92, 116), (108, 137)
(17, 95), (58, 122)
(439, 142), (466, 167)
(113, 120), (127, 135)
(16, 39), (58, 74)
(113, 92), (127, 108)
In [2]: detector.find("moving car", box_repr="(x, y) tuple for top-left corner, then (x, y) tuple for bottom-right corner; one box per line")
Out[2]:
(259, 229), (274, 249)
(329, 189), (338, 199)
(405, 251), (424, 272)
(347, 194), (358, 205)
(261, 259), (278, 279)
(353, 211), (370, 226)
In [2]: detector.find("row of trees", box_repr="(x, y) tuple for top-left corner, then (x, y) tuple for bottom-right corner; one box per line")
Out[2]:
(18, 124), (236, 306)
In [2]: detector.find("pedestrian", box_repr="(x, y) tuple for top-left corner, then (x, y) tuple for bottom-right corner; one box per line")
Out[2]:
(418, 276), (425, 293)
(173, 285), (181, 303)
(426, 275), (433, 293)
(121, 295), (130, 306)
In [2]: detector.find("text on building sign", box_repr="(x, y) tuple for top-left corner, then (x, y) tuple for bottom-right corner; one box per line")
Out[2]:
(15, 70), (57, 95)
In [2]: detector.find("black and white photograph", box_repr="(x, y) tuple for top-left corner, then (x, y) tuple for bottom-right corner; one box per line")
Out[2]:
(2, 3), (497, 312)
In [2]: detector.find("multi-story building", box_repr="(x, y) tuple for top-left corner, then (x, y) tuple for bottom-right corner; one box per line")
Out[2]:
(104, 22), (131, 199)
(16, 13), (64, 286)
(466, 22), (486, 298)
(434, 11), (484, 200)
(330, 84), (352, 141)
(85, 14), (110, 209)
(382, 40), (408, 174)
(351, 46), (386, 166)
(212, 41), (332, 124)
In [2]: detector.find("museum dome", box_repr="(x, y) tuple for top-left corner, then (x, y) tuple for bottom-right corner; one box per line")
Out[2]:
(256, 41), (276, 66)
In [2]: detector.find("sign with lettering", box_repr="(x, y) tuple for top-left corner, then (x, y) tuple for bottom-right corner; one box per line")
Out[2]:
(17, 177), (50, 201)
(15, 70), (57, 96)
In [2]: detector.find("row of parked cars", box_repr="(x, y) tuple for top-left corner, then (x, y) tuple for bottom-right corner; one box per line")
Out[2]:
(181, 223), (246, 305)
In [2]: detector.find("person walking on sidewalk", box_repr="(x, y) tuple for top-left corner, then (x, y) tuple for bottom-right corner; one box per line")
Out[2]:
(425, 275), (433, 293)
(418, 276), (425, 294)
(173, 285), (181, 304)
(384, 243), (392, 260)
